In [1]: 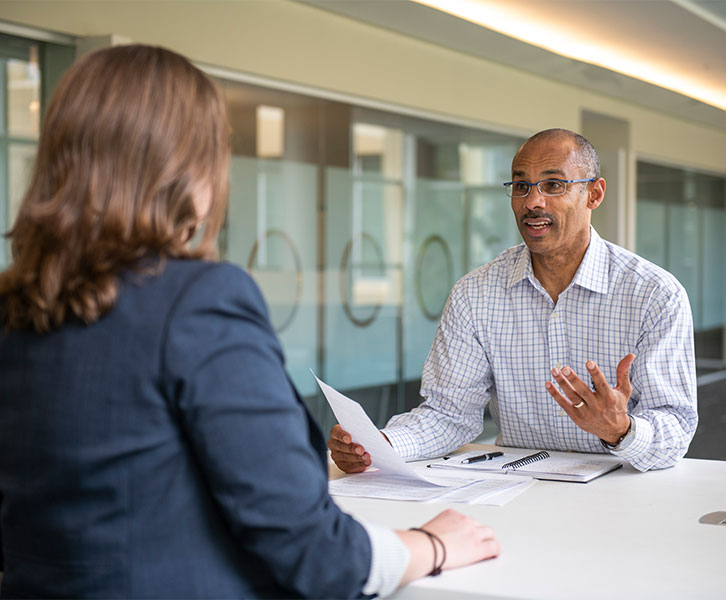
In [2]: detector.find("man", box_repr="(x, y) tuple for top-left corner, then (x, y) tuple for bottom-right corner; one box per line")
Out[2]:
(329, 128), (697, 473)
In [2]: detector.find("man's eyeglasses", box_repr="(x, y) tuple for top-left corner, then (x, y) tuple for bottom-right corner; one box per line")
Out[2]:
(503, 178), (596, 198)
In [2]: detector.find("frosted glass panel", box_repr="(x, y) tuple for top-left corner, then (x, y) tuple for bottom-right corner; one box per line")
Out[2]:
(636, 200), (667, 268)
(403, 179), (465, 380)
(227, 157), (318, 395)
(468, 188), (521, 271)
(325, 168), (402, 389)
(8, 142), (35, 226)
(701, 207), (726, 329)
(668, 204), (701, 329)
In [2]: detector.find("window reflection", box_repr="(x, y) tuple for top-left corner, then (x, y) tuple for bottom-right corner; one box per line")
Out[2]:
(353, 123), (402, 179)
(7, 50), (40, 138)
(256, 105), (284, 158)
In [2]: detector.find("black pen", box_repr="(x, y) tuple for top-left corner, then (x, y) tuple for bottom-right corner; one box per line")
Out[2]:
(461, 451), (503, 464)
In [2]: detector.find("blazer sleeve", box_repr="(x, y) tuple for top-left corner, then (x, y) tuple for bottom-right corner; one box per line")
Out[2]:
(160, 263), (372, 599)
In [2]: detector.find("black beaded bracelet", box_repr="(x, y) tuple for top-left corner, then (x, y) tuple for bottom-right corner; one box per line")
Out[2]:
(409, 527), (446, 576)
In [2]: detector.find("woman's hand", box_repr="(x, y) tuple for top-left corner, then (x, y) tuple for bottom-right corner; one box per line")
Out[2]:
(397, 509), (500, 585)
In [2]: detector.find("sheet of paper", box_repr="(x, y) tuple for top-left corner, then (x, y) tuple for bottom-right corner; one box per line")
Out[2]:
(408, 460), (537, 505)
(477, 478), (537, 506)
(315, 374), (444, 485)
(426, 476), (534, 505)
(329, 472), (463, 501)
(329, 470), (531, 504)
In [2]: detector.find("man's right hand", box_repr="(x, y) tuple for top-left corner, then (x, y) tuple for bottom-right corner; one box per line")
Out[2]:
(327, 424), (381, 473)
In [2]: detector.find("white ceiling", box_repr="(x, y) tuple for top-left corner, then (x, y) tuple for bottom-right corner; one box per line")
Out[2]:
(299, 0), (726, 129)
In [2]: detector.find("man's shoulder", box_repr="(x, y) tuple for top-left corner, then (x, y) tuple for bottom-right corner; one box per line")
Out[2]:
(603, 240), (686, 299)
(455, 244), (525, 290)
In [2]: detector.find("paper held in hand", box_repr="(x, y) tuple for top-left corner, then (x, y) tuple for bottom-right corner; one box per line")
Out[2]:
(314, 373), (534, 504)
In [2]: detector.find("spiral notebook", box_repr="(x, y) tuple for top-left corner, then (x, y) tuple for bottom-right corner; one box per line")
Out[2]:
(428, 449), (623, 483)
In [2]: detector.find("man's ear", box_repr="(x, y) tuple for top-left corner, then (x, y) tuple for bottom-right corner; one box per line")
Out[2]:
(587, 177), (606, 209)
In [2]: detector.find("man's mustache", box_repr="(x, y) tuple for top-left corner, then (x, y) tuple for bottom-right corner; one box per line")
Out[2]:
(520, 211), (555, 224)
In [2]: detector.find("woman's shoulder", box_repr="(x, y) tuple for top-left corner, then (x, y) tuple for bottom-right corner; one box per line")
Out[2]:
(169, 259), (267, 310)
(120, 259), (265, 317)
(162, 259), (250, 286)
(128, 258), (252, 292)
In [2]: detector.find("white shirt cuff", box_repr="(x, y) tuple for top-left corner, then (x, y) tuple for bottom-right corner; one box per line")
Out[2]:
(359, 519), (410, 598)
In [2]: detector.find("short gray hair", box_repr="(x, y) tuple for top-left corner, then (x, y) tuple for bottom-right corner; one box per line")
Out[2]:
(522, 128), (600, 179)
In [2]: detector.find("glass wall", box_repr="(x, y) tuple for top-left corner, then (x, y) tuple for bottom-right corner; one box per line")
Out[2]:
(0, 33), (74, 268)
(0, 37), (524, 434)
(636, 161), (726, 368)
(218, 78), (524, 432)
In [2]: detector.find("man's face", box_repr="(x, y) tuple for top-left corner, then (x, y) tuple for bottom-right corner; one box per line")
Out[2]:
(510, 137), (596, 260)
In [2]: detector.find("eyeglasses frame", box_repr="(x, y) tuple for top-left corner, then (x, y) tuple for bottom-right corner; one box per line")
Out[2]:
(503, 178), (596, 198)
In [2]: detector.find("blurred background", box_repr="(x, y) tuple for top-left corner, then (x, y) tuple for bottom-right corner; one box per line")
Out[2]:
(0, 0), (723, 458)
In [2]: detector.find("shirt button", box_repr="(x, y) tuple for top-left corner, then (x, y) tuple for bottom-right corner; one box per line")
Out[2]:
(551, 313), (557, 319)
(558, 409), (566, 417)
(555, 362), (562, 369)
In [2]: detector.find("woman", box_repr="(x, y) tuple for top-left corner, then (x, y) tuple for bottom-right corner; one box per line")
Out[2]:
(0, 45), (499, 598)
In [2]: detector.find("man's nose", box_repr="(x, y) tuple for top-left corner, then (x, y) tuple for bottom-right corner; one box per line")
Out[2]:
(523, 186), (546, 211)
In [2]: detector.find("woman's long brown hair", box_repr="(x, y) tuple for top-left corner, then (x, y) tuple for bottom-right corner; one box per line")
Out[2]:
(0, 44), (230, 332)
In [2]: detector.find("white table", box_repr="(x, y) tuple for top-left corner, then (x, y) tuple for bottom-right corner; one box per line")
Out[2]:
(333, 445), (726, 600)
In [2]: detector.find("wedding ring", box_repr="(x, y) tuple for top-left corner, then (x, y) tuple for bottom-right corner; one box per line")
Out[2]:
(573, 400), (586, 409)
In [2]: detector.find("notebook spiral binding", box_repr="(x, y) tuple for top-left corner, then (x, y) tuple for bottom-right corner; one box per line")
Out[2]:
(503, 450), (550, 470)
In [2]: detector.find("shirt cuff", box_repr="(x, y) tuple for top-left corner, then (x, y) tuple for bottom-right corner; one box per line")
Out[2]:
(609, 414), (655, 464)
(359, 519), (410, 598)
(380, 425), (421, 462)
(601, 415), (638, 452)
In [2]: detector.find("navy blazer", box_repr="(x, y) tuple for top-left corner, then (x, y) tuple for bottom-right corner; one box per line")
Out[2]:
(0, 260), (371, 599)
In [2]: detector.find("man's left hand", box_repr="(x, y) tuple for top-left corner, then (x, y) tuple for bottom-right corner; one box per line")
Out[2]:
(545, 354), (635, 445)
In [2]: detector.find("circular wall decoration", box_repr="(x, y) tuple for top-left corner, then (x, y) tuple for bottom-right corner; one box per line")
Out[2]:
(415, 234), (454, 321)
(339, 232), (385, 328)
(247, 228), (303, 333)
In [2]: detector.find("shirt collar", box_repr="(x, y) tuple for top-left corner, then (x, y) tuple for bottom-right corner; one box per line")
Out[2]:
(507, 243), (532, 289)
(506, 226), (609, 294)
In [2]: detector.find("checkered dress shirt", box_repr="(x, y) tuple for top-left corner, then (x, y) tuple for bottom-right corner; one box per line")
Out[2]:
(384, 228), (697, 472)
